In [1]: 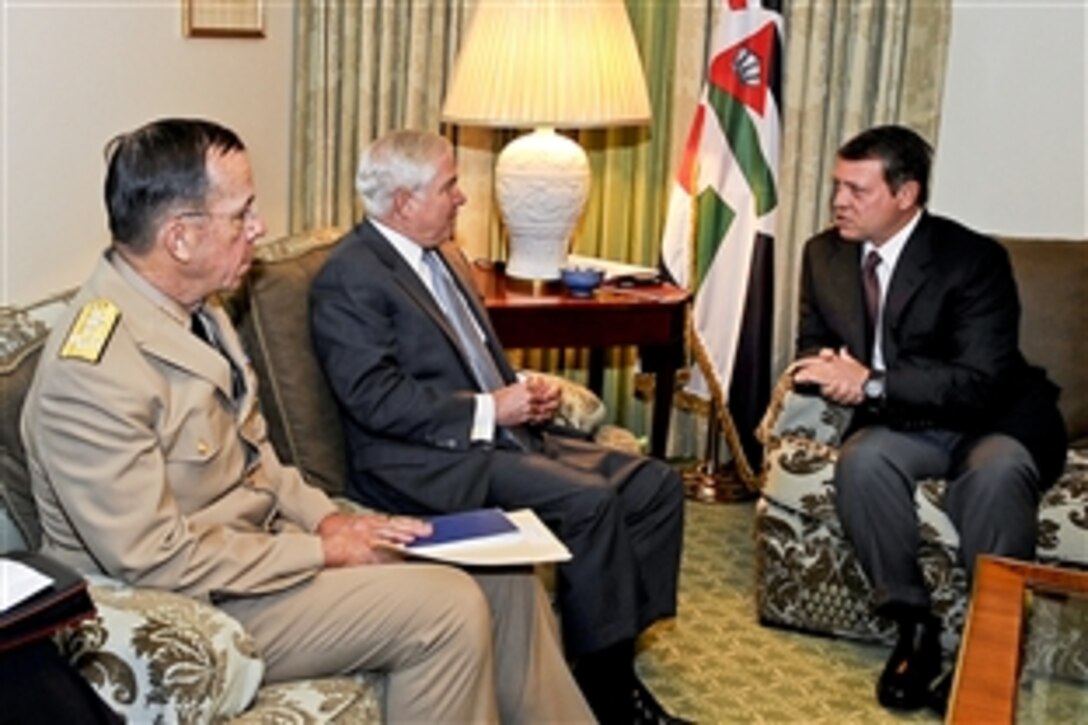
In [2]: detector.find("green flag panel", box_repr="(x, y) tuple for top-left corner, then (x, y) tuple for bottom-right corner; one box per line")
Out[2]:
(707, 84), (777, 216)
(694, 188), (735, 288)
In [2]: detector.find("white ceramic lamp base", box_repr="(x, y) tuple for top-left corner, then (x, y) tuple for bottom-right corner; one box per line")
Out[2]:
(495, 128), (590, 280)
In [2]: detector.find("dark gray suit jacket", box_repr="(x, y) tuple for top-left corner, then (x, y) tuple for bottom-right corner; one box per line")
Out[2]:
(310, 221), (544, 514)
(796, 212), (1066, 485)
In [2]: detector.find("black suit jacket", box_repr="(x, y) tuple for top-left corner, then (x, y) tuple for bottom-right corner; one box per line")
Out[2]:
(310, 221), (548, 514)
(796, 213), (1066, 485)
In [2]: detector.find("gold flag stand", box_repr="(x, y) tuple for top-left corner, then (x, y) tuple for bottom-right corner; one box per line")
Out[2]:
(682, 405), (757, 503)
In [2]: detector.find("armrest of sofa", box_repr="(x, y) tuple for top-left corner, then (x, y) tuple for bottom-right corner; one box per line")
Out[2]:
(757, 369), (854, 450)
(531, 370), (643, 454)
(1, 291), (78, 551)
(528, 370), (607, 434)
(756, 370), (853, 514)
(61, 578), (265, 723)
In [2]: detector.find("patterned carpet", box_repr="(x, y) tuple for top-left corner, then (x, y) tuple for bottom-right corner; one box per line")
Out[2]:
(635, 500), (1087, 723)
(635, 500), (938, 724)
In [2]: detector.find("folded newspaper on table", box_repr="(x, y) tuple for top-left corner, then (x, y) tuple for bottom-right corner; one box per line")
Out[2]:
(566, 254), (659, 281)
(401, 508), (571, 566)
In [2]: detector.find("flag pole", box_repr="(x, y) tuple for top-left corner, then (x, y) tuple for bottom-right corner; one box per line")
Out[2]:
(662, 1), (783, 503)
(681, 335), (758, 503)
(683, 406), (756, 503)
(679, 163), (757, 503)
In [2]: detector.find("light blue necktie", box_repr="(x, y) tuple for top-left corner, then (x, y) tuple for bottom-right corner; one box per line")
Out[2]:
(423, 250), (505, 392)
(423, 251), (529, 450)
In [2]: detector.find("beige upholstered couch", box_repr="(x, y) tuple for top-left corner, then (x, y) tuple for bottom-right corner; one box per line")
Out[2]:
(0, 229), (633, 722)
(755, 237), (1087, 681)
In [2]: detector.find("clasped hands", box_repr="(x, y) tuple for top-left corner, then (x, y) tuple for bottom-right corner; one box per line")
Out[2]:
(494, 374), (561, 427)
(791, 346), (870, 406)
(318, 512), (432, 567)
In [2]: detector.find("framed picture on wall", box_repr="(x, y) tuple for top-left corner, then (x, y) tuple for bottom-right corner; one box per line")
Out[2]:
(183, 0), (264, 38)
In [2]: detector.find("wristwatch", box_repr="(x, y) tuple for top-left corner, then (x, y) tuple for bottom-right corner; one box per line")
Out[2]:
(863, 370), (886, 401)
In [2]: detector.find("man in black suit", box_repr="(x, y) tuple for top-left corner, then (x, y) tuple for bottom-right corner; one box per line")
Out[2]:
(310, 130), (686, 724)
(792, 125), (1065, 713)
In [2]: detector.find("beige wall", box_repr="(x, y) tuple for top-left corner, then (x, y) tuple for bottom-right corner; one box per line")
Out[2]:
(1, 1), (294, 304)
(2, 3), (1083, 305)
(930, 1), (1087, 239)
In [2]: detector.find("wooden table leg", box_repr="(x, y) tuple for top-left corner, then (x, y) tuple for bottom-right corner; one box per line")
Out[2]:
(588, 348), (605, 396)
(949, 559), (1026, 724)
(640, 343), (681, 459)
(650, 364), (675, 459)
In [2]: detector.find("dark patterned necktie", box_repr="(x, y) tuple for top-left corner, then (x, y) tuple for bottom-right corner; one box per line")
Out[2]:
(191, 311), (243, 399)
(190, 311), (211, 344)
(863, 250), (882, 356)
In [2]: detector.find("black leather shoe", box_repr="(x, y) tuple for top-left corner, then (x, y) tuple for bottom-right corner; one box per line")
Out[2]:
(876, 616), (943, 711)
(632, 676), (694, 725)
(574, 667), (632, 725)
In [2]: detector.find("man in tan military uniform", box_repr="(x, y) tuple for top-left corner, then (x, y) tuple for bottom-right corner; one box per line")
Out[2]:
(21, 118), (592, 724)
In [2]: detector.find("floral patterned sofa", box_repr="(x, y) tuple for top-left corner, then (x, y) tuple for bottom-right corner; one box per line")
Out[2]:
(754, 237), (1087, 682)
(0, 228), (633, 723)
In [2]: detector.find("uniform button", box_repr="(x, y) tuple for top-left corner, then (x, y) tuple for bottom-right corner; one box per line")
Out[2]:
(197, 440), (210, 457)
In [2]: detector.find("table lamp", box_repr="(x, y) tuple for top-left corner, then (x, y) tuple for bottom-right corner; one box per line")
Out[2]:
(441, 0), (652, 280)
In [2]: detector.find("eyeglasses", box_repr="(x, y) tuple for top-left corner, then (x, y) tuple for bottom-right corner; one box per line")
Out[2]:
(177, 201), (259, 228)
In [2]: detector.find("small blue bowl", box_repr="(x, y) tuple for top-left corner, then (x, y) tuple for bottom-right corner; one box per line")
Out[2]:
(560, 266), (604, 297)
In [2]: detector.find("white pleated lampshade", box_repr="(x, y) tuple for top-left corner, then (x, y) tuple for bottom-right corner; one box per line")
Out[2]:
(441, 0), (652, 129)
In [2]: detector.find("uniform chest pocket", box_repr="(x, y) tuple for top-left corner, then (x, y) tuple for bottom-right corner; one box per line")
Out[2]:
(162, 407), (234, 464)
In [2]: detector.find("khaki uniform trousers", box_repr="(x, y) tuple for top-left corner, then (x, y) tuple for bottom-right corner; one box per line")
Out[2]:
(220, 563), (592, 724)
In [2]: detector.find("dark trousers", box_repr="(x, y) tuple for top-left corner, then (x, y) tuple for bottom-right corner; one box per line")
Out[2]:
(486, 434), (684, 657)
(834, 426), (1040, 612)
(0, 639), (121, 724)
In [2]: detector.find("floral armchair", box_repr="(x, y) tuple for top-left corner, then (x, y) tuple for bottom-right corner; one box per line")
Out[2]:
(753, 237), (1087, 684)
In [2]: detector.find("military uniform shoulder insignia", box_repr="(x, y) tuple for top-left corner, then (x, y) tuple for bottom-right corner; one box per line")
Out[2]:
(60, 299), (121, 363)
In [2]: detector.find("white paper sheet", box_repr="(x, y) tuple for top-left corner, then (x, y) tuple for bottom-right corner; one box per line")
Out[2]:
(1, 559), (53, 612)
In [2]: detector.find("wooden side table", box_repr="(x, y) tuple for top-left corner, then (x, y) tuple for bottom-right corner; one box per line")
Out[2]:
(949, 556), (1088, 723)
(471, 262), (690, 459)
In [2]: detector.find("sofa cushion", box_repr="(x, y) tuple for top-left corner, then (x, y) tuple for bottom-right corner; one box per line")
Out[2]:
(64, 579), (265, 723)
(0, 292), (75, 550)
(1037, 446), (1088, 565)
(232, 228), (347, 497)
(1000, 237), (1087, 441)
(232, 673), (384, 724)
(0, 343), (43, 550)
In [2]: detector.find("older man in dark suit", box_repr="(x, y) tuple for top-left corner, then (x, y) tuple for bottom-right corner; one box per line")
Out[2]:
(792, 125), (1066, 714)
(310, 130), (686, 724)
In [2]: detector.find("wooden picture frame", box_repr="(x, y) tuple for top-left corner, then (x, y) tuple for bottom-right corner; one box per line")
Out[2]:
(183, 0), (264, 39)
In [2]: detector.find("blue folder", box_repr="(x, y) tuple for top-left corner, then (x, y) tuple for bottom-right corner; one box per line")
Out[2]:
(407, 508), (518, 548)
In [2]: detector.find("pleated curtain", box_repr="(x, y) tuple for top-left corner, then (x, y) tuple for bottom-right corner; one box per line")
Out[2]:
(289, 0), (951, 448)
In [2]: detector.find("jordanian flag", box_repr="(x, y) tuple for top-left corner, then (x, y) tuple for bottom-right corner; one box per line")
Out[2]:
(661, 0), (782, 485)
